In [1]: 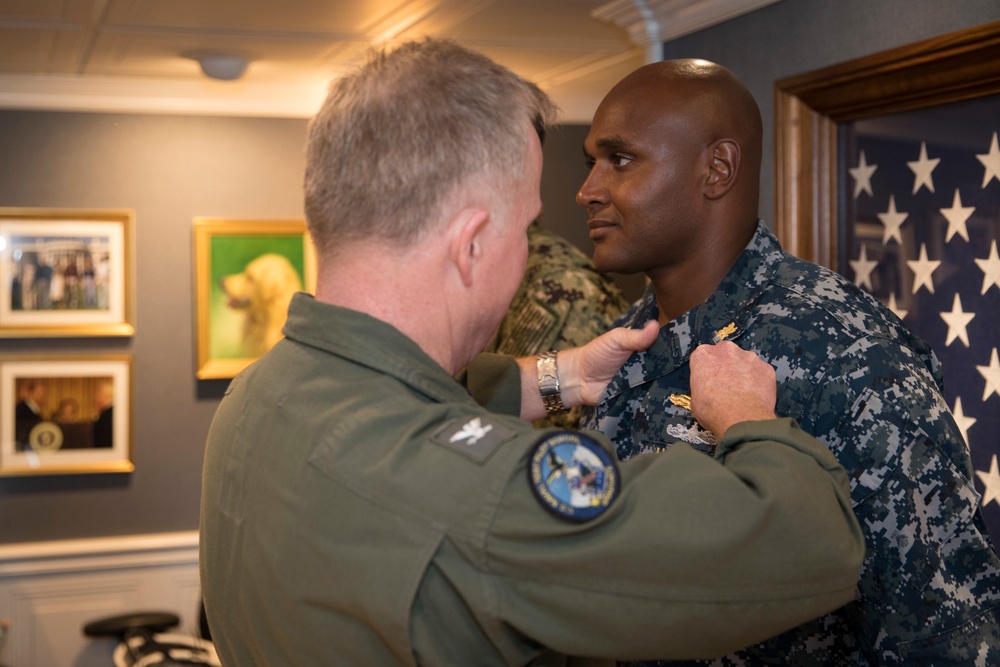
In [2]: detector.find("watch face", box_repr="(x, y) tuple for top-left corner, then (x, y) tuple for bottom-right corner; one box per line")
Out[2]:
(537, 351), (565, 413)
(537, 352), (559, 386)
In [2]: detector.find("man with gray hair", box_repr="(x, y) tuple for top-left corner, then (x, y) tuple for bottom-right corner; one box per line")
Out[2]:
(200, 39), (863, 666)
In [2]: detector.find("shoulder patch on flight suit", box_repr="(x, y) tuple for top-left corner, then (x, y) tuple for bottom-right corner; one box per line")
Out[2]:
(528, 431), (619, 522)
(432, 415), (515, 464)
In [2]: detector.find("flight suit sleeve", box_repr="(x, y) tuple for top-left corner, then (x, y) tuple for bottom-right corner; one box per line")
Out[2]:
(462, 352), (523, 416)
(484, 418), (864, 661)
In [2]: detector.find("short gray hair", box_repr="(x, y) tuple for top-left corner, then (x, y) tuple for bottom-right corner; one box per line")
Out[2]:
(304, 38), (557, 254)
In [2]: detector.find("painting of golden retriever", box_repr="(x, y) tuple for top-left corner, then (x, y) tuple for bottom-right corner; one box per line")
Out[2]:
(220, 253), (302, 358)
(194, 218), (313, 380)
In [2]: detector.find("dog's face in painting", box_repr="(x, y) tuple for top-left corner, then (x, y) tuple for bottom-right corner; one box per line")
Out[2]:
(220, 253), (303, 357)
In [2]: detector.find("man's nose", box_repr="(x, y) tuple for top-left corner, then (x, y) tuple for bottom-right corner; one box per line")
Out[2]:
(576, 168), (608, 209)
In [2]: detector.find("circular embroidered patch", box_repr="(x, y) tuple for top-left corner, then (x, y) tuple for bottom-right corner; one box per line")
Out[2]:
(528, 431), (619, 522)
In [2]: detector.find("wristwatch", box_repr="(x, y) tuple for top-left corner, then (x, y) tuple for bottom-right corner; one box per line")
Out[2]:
(536, 350), (569, 415)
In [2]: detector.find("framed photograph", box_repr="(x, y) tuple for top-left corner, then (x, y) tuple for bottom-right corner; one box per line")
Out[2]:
(774, 21), (1000, 542)
(194, 218), (315, 380)
(0, 355), (133, 476)
(0, 208), (136, 337)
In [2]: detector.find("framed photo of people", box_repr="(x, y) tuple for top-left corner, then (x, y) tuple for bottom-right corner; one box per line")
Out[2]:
(0, 355), (133, 476)
(193, 218), (315, 380)
(0, 208), (136, 337)
(774, 21), (1000, 542)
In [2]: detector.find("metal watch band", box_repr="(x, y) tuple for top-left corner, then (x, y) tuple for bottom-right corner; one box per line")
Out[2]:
(536, 350), (569, 415)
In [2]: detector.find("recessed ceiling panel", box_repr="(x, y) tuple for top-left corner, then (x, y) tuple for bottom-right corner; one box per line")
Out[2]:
(0, 0), (98, 23)
(102, 0), (411, 34)
(84, 30), (355, 79)
(0, 26), (88, 74)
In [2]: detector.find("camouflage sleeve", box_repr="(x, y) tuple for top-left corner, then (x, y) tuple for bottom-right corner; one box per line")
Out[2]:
(493, 266), (630, 430)
(492, 267), (629, 357)
(816, 342), (1000, 664)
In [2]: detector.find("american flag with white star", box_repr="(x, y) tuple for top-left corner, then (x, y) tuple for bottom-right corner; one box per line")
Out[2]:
(843, 94), (1000, 545)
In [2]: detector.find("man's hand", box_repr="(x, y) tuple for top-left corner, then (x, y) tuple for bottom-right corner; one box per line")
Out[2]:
(517, 320), (659, 420)
(562, 319), (660, 405)
(689, 342), (777, 436)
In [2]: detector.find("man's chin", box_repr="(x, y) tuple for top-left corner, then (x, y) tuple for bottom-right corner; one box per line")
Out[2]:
(593, 251), (635, 276)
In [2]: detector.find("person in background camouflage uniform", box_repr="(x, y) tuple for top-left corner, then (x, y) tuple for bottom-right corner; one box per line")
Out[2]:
(578, 59), (1000, 666)
(485, 222), (629, 428)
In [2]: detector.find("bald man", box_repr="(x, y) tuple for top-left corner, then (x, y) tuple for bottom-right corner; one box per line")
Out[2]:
(579, 59), (1000, 666)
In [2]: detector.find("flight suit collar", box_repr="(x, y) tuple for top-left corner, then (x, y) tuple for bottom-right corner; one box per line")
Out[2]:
(282, 293), (473, 406)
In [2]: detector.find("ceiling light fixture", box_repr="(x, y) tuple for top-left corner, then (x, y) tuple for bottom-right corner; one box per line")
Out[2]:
(185, 51), (250, 81)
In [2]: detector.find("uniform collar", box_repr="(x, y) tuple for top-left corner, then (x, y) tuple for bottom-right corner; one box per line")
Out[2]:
(607, 221), (784, 396)
(282, 293), (474, 405)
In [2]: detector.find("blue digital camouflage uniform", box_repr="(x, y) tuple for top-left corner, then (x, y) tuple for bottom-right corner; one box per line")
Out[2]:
(584, 221), (1000, 666)
(486, 223), (629, 429)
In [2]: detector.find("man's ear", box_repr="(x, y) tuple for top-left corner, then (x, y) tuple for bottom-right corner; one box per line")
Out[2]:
(448, 208), (491, 287)
(705, 140), (739, 200)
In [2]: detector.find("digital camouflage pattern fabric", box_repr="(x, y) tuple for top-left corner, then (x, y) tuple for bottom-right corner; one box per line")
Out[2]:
(585, 222), (1000, 666)
(487, 223), (629, 429)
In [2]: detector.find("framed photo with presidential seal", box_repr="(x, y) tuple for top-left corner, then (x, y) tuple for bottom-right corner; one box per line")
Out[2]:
(0, 208), (136, 338)
(0, 355), (133, 476)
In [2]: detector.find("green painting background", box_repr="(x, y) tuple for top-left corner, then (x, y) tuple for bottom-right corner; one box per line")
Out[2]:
(209, 234), (305, 359)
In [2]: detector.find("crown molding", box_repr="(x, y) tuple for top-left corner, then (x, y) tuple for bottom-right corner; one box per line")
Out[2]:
(593, 0), (782, 55)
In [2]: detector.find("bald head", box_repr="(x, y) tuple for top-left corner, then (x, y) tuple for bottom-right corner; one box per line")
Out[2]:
(578, 59), (765, 313)
(610, 60), (760, 142)
(597, 59), (762, 220)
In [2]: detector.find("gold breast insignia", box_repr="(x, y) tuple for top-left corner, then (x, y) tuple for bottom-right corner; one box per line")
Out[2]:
(715, 322), (738, 341)
(668, 393), (691, 411)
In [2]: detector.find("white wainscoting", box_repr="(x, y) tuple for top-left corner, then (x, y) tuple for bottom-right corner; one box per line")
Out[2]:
(0, 531), (201, 667)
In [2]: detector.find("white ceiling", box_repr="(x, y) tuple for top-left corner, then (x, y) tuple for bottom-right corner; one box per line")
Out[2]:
(0, 0), (779, 123)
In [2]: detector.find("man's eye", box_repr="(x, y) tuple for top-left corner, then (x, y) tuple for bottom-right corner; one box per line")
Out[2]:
(611, 154), (633, 167)
(584, 156), (596, 169)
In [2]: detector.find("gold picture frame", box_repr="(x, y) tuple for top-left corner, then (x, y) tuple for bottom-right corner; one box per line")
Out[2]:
(774, 20), (1000, 268)
(0, 355), (133, 476)
(194, 218), (316, 380)
(0, 208), (136, 337)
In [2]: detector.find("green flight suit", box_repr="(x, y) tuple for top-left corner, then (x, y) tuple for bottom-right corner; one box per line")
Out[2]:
(200, 293), (864, 666)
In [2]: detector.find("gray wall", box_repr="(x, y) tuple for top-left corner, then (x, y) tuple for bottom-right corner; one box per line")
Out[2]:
(2, 0), (998, 544)
(659, 0), (1000, 226)
(0, 112), (603, 544)
(0, 113), (309, 543)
